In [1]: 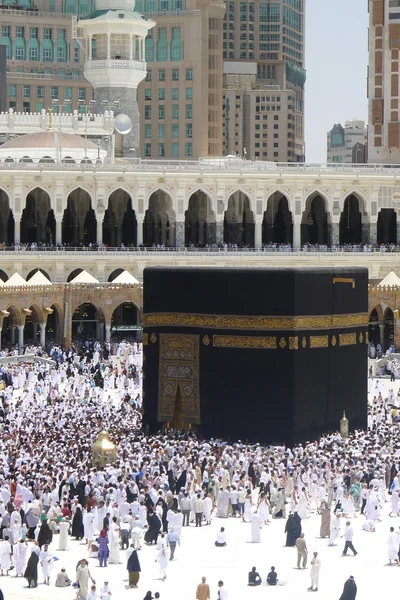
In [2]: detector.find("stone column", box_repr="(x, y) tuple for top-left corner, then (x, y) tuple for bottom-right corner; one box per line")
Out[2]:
(96, 218), (103, 245)
(137, 216), (143, 246)
(254, 219), (262, 249)
(40, 322), (46, 347)
(10, 326), (15, 345)
(331, 221), (340, 246)
(105, 323), (111, 342)
(293, 219), (301, 250)
(14, 216), (21, 244)
(56, 219), (62, 245)
(370, 221), (377, 246)
(32, 323), (38, 341)
(17, 325), (24, 353)
(107, 33), (111, 59)
(362, 219), (370, 245)
(175, 219), (185, 248)
(216, 217), (224, 246)
(129, 35), (134, 60)
(206, 221), (216, 246)
(379, 323), (385, 348)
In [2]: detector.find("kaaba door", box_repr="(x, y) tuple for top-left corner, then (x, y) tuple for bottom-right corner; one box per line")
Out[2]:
(158, 333), (201, 426)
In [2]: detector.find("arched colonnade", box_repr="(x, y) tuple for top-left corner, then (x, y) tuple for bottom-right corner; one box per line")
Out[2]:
(0, 186), (396, 248)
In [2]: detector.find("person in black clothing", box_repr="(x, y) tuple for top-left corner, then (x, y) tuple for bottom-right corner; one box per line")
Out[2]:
(103, 512), (111, 532)
(71, 506), (84, 540)
(144, 510), (161, 545)
(267, 566), (277, 586)
(37, 517), (52, 547)
(248, 567), (262, 586)
(285, 513), (299, 547)
(339, 576), (357, 600)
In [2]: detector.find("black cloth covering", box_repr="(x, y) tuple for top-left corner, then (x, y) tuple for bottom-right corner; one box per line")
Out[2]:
(37, 520), (52, 547)
(339, 578), (357, 600)
(24, 551), (39, 586)
(127, 549), (141, 572)
(144, 512), (161, 544)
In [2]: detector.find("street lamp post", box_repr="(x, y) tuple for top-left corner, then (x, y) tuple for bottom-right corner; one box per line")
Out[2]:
(78, 98), (97, 161)
(51, 99), (73, 163)
(101, 99), (120, 161)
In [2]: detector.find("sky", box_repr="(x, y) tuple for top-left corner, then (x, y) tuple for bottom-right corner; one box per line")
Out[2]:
(305, 0), (369, 163)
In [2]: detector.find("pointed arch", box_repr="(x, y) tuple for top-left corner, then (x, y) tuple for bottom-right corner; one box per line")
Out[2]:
(21, 187), (55, 245)
(223, 191), (254, 247)
(339, 193), (363, 245)
(185, 189), (215, 247)
(0, 188), (14, 246)
(103, 188), (137, 247)
(340, 190), (367, 215)
(62, 187), (96, 246)
(144, 189), (176, 247)
(71, 301), (105, 341)
(263, 191), (293, 245)
(301, 191), (330, 247)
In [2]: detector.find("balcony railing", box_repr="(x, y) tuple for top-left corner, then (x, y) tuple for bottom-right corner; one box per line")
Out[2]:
(85, 59), (146, 71)
(1, 157), (400, 174)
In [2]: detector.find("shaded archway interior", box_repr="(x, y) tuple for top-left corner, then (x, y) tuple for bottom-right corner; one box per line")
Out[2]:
(111, 302), (141, 339)
(377, 209), (397, 245)
(26, 268), (51, 282)
(103, 189), (137, 247)
(185, 191), (215, 247)
(72, 302), (105, 341)
(0, 189), (14, 246)
(21, 188), (55, 245)
(62, 188), (96, 246)
(262, 192), (293, 245)
(223, 191), (254, 247)
(301, 194), (330, 246)
(144, 190), (175, 247)
(339, 194), (362, 245)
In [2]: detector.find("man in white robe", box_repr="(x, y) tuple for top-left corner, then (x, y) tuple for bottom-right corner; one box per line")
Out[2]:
(387, 527), (399, 564)
(13, 540), (28, 576)
(251, 513), (261, 543)
(216, 488), (230, 518)
(39, 544), (54, 585)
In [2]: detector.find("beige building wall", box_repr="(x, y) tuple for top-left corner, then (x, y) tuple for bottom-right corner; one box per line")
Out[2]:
(2, 0), (225, 160)
(222, 0), (305, 162)
(368, 0), (400, 163)
(223, 64), (296, 162)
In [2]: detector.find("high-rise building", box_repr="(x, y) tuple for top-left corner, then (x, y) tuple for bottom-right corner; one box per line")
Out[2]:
(368, 0), (400, 163)
(1, 0), (225, 160)
(222, 0), (305, 162)
(327, 120), (367, 164)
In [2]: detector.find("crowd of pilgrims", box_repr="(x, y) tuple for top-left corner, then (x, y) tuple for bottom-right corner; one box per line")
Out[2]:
(0, 343), (400, 596)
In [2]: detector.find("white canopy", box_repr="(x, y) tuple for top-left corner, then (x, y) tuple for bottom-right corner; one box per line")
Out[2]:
(112, 270), (139, 285)
(26, 271), (52, 286)
(0, 279), (4, 287)
(4, 273), (26, 286)
(377, 271), (400, 287)
(70, 270), (99, 284)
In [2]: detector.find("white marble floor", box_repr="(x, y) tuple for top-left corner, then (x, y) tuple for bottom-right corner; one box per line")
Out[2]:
(1, 499), (399, 600)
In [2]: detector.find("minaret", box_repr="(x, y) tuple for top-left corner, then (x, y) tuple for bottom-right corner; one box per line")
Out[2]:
(79, 0), (154, 157)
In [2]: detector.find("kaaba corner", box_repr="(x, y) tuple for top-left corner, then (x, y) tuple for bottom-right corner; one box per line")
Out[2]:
(143, 267), (368, 445)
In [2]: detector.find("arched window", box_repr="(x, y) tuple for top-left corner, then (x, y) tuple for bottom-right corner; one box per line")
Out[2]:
(78, 0), (89, 14)
(145, 30), (154, 61)
(170, 27), (182, 60)
(0, 37), (12, 60)
(64, 0), (76, 12)
(56, 29), (67, 62)
(15, 38), (26, 61)
(156, 28), (168, 61)
(28, 38), (40, 61)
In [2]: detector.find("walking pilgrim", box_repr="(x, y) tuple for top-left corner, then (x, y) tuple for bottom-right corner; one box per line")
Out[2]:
(2, 338), (400, 598)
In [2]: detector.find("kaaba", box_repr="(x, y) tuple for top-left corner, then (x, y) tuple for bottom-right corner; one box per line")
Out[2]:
(143, 267), (368, 445)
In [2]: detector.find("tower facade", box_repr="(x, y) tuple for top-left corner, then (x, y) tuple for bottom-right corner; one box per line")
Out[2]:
(222, 0), (305, 162)
(79, 0), (155, 157)
(368, 0), (400, 163)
